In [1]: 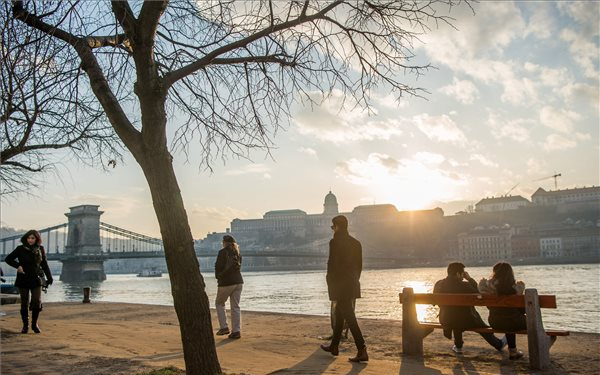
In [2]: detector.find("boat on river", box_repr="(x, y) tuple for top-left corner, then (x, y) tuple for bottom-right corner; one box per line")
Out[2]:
(136, 268), (162, 278)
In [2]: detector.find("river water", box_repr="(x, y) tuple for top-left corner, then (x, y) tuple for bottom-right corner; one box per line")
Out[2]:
(37, 263), (599, 333)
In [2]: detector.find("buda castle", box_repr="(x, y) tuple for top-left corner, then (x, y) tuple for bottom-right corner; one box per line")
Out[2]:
(198, 191), (445, 263)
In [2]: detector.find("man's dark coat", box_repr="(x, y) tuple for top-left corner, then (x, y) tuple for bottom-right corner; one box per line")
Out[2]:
(326, 230), (362, 301)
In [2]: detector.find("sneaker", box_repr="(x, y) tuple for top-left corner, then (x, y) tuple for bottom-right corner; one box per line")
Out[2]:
(509, 349), (524, 360)
(216, 328), (230, 336)
(498, 335), (508, 351)
(452, 345), (463, 354)
(228, 331), (241, 339)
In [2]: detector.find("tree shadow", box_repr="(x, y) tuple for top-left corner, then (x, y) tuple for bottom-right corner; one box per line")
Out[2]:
(399, 355), (442, 375)
(266, 348), (335, 375)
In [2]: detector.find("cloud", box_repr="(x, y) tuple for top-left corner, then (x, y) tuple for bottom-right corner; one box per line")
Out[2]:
(414, 152), (446, 165)
(438, 77), (479, 104)
(412, 113), (467, 145)
(294, 90), (404, 143)
(523, 2), (555, 39)
(487, 113), (532, 143)
(559, 82), (600, 109)
(539, 106), (581, 133)
(421, 2), (525, 61)
(543, 134), (577, 151)
(560, 28), (600, 79)
(526, 158), (547, 175)
(334, 153), (469, 209)
(224, 164), (272, 179)
(524, 62), (571, 88)
(372, 92), (409, 109)
(557, 2), (600, 38)
(470, 154), (499, 168)
(298, 147), (318, 158)
(190, 205), (249, 235)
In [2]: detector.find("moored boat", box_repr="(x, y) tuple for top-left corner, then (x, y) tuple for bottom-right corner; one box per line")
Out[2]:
(136, 268), (162, 278)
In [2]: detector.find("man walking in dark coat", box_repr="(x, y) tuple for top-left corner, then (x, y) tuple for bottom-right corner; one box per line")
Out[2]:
(433, 262), (507, 354)
(320, 215), (368, 362)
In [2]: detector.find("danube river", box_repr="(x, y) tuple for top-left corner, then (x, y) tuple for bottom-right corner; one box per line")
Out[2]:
(40, 263), (599, 333)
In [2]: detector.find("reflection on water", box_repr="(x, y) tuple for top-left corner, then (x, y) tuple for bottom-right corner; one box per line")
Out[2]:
(41, 263), (600, 333)
(59, 281), (104, 301)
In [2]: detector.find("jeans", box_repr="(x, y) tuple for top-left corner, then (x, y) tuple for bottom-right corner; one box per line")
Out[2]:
(331, 298), (365, 349)
(216, 283), (243, 333)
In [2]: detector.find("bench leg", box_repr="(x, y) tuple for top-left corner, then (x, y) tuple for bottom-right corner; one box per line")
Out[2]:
(525, 289), (552, 370)
(401, 288), (433, 356)
(549, 335), (557, 348)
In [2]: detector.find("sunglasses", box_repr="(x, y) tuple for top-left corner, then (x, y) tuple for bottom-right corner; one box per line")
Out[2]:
(330, 225), (335, 230)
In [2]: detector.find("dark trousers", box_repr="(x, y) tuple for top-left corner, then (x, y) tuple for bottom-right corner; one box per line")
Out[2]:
(330, 299), (355, 336)
(19, 287), (42, 311)
(453, 329), (503, 350)
(331, 299), (365, 349)
(489, 312), (527, 349)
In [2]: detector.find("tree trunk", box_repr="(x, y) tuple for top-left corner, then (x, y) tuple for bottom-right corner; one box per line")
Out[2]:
(138, 148), (222, 375)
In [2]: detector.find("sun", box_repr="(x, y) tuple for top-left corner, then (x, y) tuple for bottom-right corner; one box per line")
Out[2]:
(365, 160), (464, 211)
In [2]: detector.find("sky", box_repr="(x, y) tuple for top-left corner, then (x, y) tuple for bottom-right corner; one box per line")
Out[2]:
(1, 1), (599, 239)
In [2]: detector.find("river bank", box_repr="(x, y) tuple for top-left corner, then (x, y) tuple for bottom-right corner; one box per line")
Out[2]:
(1, 302), (599, 375)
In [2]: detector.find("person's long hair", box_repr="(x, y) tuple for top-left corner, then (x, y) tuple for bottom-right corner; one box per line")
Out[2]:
(223, 236), (240, 256)
(227, 241), (240, 256)
(20, 230), (42, 247)
(492, 262), (516, 295)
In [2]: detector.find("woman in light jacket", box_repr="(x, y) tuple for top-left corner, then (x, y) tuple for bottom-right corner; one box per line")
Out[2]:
(214, 235), (243, 339)
(479, 262), (526, 360)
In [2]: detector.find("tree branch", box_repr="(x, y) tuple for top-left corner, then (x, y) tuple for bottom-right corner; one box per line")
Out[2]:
(163, 0), (344, 88)
(1, 160), (43, 172)
(13, 1), (141, 150)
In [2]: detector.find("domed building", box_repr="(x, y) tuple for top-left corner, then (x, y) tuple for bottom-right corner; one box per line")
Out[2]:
(323, 190), (339, 215)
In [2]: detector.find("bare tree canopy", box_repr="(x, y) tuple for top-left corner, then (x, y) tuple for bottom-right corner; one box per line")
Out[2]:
(10, 1), (469, 374)
(0, 2), (121, 196)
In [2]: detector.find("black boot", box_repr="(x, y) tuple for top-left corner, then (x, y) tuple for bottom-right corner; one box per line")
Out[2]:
(31, 309), (41, 333)
(349, 346), (369, 362)
(20, 309), (29, 334)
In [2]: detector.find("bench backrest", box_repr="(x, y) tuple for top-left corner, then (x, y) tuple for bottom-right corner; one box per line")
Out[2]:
(399, 292), (557, 308)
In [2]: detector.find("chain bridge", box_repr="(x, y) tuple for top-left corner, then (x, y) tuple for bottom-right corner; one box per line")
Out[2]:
(0, 205), (328, 281)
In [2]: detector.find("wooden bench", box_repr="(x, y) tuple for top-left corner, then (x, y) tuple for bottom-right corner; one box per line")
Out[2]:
(399, 287), (569, 370)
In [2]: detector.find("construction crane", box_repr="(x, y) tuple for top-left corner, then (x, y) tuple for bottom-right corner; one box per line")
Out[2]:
(504, 183), (519, 196)
(534, 173), (562, 190)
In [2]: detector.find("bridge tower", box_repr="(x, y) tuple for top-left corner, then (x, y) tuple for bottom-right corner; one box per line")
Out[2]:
(60, 205), (107, 281)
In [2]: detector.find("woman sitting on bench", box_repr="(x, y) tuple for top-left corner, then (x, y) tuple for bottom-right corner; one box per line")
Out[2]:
(479, 262), (526, 360)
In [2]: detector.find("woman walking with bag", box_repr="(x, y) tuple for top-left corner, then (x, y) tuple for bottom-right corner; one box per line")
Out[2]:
(4, 230), (53, 333)
(214, 235), (243, 339)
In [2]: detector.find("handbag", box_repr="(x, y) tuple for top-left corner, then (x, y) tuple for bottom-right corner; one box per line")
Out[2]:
(37, 271), (48, 288)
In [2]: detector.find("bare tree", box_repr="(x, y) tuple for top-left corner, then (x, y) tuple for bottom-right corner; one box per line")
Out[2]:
(11, 1), (469, 373)
(0, 2), (121, 196)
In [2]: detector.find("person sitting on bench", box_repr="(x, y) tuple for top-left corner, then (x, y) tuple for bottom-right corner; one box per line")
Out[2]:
(434, 262), (507, 354)
(479, 262), (526, 360)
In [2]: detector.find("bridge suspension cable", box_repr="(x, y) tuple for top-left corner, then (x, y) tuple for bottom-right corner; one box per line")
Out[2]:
(99, 222), (163, 253)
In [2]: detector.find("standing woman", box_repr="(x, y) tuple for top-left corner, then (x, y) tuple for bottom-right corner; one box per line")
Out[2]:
(5, 230), (53, 333)
(479, 262), (526, 360)
(214, 235), (243, 339)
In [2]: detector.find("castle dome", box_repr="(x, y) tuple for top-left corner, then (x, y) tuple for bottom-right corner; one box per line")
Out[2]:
(323, 190), (339, 214)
